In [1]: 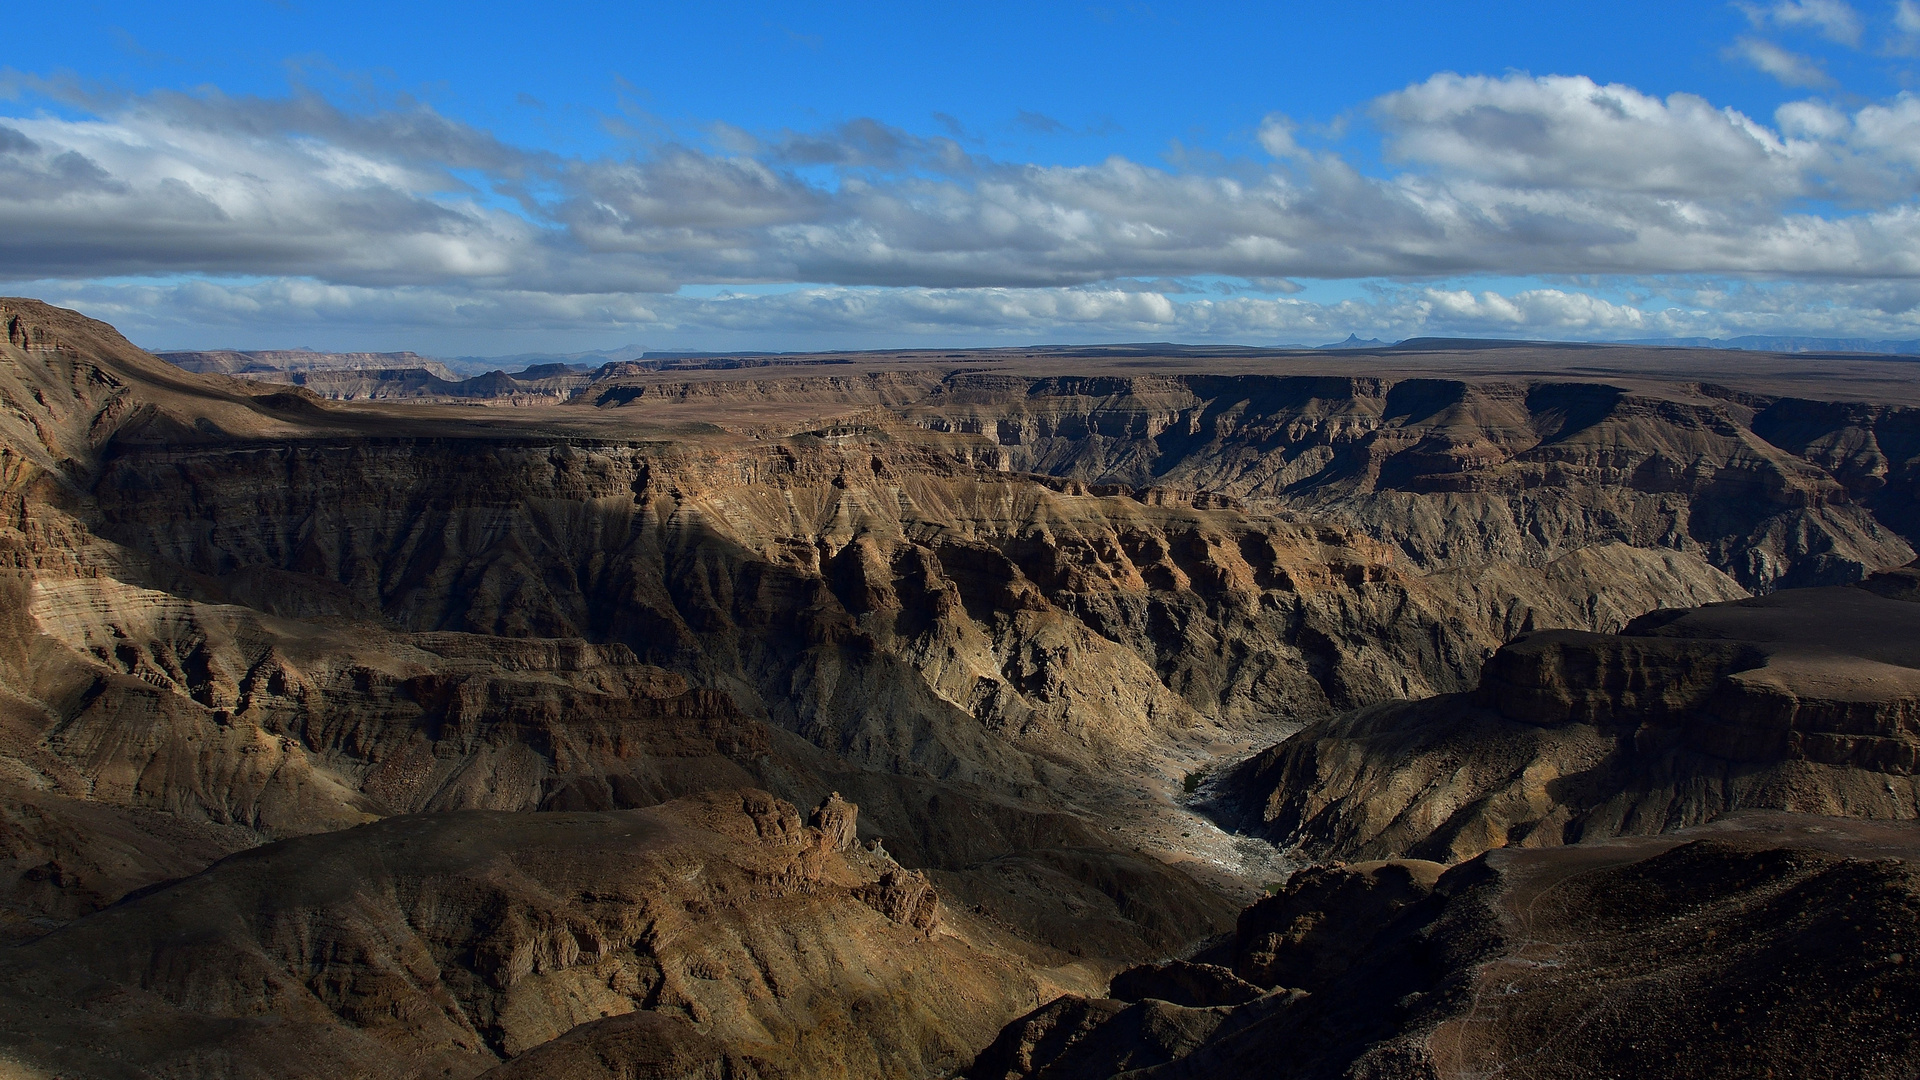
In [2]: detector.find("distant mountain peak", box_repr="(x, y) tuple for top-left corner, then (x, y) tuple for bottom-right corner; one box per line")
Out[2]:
(1319, 333), (1391, 349)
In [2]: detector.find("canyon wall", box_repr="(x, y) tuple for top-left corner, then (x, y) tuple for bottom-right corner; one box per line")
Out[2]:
(4, 297), (1920, 1077)
(1225, 573), (1920, 864)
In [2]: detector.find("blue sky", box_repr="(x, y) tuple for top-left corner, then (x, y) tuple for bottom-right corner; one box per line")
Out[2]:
(8, 1), (1920, 353)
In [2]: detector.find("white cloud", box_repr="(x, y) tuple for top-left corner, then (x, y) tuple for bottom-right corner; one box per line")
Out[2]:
(1375, 72), (1814, 195)
(1899, 0), (1920, 33)
(1740, 0), (1864, 44)
(1416, 287), (1650, 329)
(0, 104), (547, 285)
(36, 274), (1920, 355)
(14, 74), (1920, 295)
(1732, 37), (1836, 86)
(1845, 93), (1920, 166)
(1256, 114), (1304, 159)
(8, 71), (1920, 347)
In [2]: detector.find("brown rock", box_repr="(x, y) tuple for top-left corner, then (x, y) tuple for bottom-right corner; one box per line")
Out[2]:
(1107, 960), (1262, 1008)
(477, 1010), (785, 1080)
(1233, 859), (1443, 989)
(970, 813), (1920, 1079)
(965, 993), (1231, 1080)
(856, 867), (942, 936)
(0, 790), (1036, 1079)
(1228, 583), (1920, 865)
(10, 298), (1920, 1077)
(808, 791), (858, 851)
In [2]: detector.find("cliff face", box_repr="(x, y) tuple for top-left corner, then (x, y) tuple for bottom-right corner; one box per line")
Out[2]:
(149, 347), (1920, 595)
(157, 348), (461, 381)
(0, 300), (1895, 913)
(1226, 572), (1920, 864)
(85, 437), (1726, 770)
(2, 563), (1241, 963)
(895, 374), (1916, 591)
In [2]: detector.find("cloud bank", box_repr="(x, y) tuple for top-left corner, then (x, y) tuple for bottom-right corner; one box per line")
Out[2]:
(9, 68), (1920, 348)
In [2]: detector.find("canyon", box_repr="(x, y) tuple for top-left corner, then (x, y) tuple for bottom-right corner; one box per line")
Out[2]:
(2, 296), (1919, 1077)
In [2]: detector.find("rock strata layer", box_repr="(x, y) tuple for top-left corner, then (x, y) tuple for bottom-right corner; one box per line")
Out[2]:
(1227, 568), (1920, 864)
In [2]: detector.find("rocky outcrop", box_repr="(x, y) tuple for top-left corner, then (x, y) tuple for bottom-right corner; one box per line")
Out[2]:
(0, 780), (256, 944)
(0, 569), (1236, 962)
(0, 304), (1245, 965)
(1231, 858), (1444, 989)
(77, 431), (1750, 800)
(0, 790), (1054, 1080)
(970, 812), (1920, 1079)
(855, 867), (942, 935)
(1107, 961), (1262, 1009)
(134, 324), (1920, 598)
(12, 572), (770, 830)
(475, 1010), (781, 1079)
(1225, 575), (1920, 864)
(0, 561), (1235, 969)
(966, 993), (1236, 1080)
(269, 366), (593, 404)
(807, 790), (858, 850)
(0, 299), (1761, 849)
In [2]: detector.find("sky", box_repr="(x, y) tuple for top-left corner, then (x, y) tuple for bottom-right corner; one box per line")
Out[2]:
(9, 1), (1920, 354)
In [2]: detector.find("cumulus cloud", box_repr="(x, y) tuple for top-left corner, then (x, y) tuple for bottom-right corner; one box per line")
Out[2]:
(10, 69), (1920, 346)
(9, 72), (1920, 293)
(1374, 73), (1816, 194)
(0, 86), (549, 285)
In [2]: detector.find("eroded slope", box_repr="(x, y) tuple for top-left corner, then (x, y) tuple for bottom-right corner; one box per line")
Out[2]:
(1226, 567), (1920, 864)
(0, 789), (1065, 1080)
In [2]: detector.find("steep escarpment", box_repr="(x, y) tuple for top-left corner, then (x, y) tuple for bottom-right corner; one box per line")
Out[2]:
(898, 374), (1917, 591)
(0, 789), (1062, 1080)
(1225, 571), (1920, 864)
(80, 432), (1749, 797)
(268, 366), (588, 404)
(158, 348), (462, 381)
(0, 299), (1831, 921)
(968, 812), (1920, 1080)
(323, 359), (1920, 594)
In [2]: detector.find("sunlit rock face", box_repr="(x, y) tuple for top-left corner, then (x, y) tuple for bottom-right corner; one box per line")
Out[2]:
(3, 296), (1920, 1078)
(1224, 572), (1920, 865)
